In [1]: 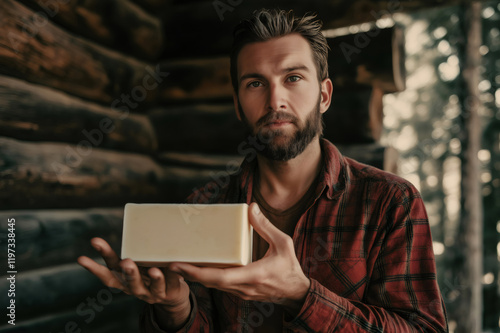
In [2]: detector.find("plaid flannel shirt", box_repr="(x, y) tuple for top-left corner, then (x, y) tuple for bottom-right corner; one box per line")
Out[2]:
(140, 139), (448, 332)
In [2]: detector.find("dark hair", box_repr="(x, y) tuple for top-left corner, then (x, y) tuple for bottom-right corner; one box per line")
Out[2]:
(230, 9), (329, 93)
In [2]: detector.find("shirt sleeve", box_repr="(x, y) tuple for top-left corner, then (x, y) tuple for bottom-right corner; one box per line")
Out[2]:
(139, 282), (215, 332)
(284, 184), (448, 332)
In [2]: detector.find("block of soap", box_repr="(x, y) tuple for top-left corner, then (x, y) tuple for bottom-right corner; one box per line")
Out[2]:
(121, 203), (252, 267)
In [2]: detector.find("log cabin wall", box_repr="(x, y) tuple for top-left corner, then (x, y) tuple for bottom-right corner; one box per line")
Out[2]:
(0, 0), (415, 331)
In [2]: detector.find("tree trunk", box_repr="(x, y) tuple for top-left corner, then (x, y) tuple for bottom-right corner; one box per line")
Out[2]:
(454, 2), (483, 332)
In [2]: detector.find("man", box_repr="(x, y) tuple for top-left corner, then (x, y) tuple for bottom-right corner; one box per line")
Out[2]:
(78, 9), (448, 332)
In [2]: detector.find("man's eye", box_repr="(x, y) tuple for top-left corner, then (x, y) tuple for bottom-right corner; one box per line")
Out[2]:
(287, 76), (301, 82)
(248, 81), (262, 88)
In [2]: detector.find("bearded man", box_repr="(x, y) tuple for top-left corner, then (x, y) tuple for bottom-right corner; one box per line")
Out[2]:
(79, 9), (448, 333)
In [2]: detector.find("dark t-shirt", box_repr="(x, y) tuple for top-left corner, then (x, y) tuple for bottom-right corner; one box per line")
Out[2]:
(251, 169), (320, 332)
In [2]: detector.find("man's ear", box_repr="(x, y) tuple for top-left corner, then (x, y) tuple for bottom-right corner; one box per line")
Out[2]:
(233, 93), (242, 121)
(319, 78), (333, 114)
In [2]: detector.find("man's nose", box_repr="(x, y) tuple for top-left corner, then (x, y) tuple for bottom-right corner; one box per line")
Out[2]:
(267, 83), (287, 111)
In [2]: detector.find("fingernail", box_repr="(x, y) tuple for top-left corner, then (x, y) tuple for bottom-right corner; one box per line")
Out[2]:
(253, 204), (261, 215)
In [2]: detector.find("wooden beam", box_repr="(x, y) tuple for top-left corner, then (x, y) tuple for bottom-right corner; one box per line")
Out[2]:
(0, 76), (157, 153)
(0, 0), (164, 105)
(17, 0), (165, 61)
(0, 208), (123, 270)
(0, 137), (216, 209)
(327, 26), (406, 93)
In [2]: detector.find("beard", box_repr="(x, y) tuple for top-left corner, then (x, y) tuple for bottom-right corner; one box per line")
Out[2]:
(238, 94), (324, 161)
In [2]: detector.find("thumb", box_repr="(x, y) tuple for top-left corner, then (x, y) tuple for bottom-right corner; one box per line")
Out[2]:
(249, 202), (287, 248)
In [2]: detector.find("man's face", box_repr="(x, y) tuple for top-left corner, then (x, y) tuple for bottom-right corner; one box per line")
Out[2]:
(234, 33), (332, 161)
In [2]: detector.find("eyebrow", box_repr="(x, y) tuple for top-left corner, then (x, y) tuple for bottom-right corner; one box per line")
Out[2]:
(239, 65), (311, 84)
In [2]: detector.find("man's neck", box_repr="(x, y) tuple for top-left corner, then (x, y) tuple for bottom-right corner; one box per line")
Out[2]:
(255, 138), (323, 211)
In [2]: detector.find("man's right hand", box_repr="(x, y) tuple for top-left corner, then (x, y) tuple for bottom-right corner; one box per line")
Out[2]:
(77, 237), (191, 330)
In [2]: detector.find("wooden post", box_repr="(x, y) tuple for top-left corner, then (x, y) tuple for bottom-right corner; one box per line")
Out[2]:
(454, 2), (483, 332)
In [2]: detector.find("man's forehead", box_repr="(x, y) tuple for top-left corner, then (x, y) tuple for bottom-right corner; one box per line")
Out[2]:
(237, 34), (315, 78)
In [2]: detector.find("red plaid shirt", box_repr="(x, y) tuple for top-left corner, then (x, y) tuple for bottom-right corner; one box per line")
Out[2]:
(140, 139), (448, 332)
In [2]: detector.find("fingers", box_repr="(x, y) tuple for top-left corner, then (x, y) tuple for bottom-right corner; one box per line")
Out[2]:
(77, 255), (124, 290)
(170, 262), (248, 289)
(90, 237), (121, 270)
(119, 259), (151, 299)
(80, 239), (190, 305)
(148, 267), (168, 297)
(248, 203), (289, 250)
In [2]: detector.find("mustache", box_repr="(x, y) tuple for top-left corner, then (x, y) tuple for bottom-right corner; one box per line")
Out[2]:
(256, 111), (298, 127)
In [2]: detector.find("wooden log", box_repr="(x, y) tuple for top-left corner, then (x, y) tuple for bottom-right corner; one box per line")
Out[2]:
(148, 104), (247, 153)
(336, 143), (398, 173)
(158, 57), (234, 103)
(0, 262), (141, 323)
(324, 86), (395, 145)
(0, 76), (157, 153)
(0, 208), (123, 270)
(323, 88), (374, 144)
(0, 297), (143, 333)
(0, 1), (234, 105)
(160, 0), (477, 58)
(0, 137), (216, 209)
(0, 0), (165, 105)
(327, 26), (406, 93)
(157, 152), (244, 170)
(17, 0), (164, 61)
(131, 0), (172, 14)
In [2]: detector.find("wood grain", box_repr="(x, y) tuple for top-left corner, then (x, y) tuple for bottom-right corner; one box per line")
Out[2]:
(0, 76), (157, 153)
(0, 137), (216, 209)
(17, 0), (164, 60)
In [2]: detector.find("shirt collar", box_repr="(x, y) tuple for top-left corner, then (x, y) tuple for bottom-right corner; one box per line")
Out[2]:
(237, 138), (346, 203)
(317, 138), (346, 200)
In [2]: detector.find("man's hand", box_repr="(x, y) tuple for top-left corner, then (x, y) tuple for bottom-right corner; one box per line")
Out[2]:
(169, 202), (311, 317)
(77, 238), (191, 330)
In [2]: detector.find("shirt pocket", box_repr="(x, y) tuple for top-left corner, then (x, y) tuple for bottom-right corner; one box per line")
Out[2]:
(310, 258), (367, 301)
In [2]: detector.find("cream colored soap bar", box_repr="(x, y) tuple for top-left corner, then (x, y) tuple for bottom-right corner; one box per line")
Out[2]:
(121, 203), (252, 267)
